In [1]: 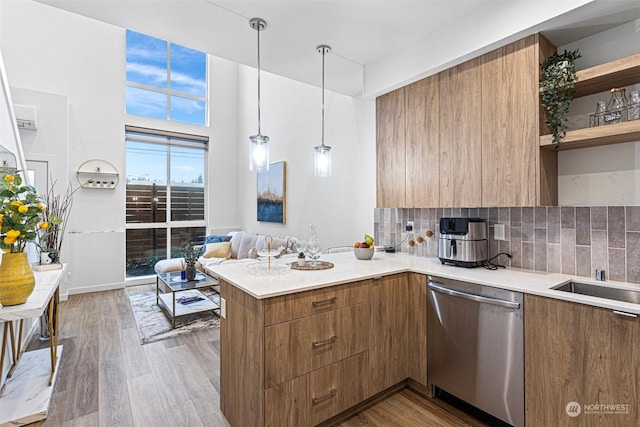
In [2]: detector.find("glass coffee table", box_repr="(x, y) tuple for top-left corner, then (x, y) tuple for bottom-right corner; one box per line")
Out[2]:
(156, 271), (220, 328)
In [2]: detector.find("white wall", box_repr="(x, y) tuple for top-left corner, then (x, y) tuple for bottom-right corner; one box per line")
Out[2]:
(0, 0), (240, 295)
(237, 66), (376, 249)
(364, 0), (593, 96)
(558, 18), (640, 205)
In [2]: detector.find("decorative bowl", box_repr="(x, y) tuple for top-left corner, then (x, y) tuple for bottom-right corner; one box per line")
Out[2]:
(354, 247), (375, 260)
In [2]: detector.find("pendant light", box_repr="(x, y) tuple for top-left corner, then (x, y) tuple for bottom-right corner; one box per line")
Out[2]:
(314, 45), (332, 177)
(249, 18), (269, 172)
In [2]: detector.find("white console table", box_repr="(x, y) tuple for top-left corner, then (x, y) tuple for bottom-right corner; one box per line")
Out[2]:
(0, 265), (65, 425)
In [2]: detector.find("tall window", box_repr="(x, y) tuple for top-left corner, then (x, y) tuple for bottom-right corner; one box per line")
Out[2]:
(125, 127), (207, 278)
(126, 30), (208, 126)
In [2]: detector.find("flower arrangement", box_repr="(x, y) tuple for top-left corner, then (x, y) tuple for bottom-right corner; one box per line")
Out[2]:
(182, 243), (201, 267)
(0, 174), (46, 253)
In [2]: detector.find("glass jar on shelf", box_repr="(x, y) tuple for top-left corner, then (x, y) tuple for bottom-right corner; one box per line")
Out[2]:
(603, 88), (628, 125)
(589, 101), (607, 127)
(628, 90), (640, 121)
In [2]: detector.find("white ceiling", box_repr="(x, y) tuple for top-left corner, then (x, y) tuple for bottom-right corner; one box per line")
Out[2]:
(35, 0), (640, 97)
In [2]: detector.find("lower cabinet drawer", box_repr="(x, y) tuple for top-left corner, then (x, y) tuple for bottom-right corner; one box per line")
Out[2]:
(264, 352), (369, 427)
(310, 351), (369, 426)
(265, 303), (368, 388)
(265, 375), (310, 427)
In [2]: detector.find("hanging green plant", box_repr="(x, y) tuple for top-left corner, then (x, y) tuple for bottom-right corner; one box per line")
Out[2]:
(539, 49), (581, 149)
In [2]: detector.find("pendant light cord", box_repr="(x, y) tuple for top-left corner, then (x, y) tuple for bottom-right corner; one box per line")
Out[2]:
(321, 48), (325, 148)
(256, 23), (262, 135)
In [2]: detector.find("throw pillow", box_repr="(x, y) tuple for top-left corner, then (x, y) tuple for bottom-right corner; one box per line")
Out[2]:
(238, 234), (260, 259)
(202, 241), (232, 259)
(205, 235), (232, 244)
(229, 232), (246, 259)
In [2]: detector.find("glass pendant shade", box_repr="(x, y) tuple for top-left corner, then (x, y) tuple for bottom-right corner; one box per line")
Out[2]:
(249, 18), (269, 172)
(249, 134), (270, 172)
(315, 44), (332, 177)
(314, 144), (331, 177)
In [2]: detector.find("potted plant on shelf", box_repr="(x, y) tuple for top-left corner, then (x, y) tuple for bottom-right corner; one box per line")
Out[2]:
(182, 243), (201, 281)
(0, 173), (45, 305)
(539, 49), (581, 149)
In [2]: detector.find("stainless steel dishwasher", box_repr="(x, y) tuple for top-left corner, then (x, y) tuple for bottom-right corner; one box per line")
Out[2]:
(427, 275), (524, 427)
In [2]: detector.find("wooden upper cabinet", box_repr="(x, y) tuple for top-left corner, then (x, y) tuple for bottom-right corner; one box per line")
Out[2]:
(439, 58), (483, 207)
(376, 88), (406, 208)
(406, 75), (440, 207)
(481, 35), (538, 206)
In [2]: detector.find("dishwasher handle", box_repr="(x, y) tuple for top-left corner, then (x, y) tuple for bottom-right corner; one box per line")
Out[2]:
(428, 282), (521, 309)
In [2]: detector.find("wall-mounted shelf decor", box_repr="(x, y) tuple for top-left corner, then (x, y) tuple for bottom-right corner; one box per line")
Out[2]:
(539, 52), (640, 150)
(76, 159), (119, 189)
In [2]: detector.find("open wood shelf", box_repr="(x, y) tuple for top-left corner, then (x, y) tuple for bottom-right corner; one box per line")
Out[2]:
(540, 120), (640, 150)
(572, 53), (640, 98)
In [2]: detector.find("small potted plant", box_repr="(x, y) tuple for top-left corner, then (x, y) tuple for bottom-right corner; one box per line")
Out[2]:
(297, 252), (306, 267)
(182, 243), (201, 281)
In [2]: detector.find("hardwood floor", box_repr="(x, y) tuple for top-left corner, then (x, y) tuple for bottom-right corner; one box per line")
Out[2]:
(23, 286), (485, 427)
(336, 389), (488, 427)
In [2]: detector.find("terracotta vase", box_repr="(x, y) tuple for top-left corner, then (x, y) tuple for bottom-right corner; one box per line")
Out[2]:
(0, 252), (36, 306)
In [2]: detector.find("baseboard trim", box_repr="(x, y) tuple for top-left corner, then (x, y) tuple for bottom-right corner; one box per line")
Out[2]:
(67, 281), (125, 295)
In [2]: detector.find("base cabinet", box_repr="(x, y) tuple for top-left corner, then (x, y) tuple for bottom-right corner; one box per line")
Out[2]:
(407, 272), (428, 387)
(221, 274), (419, 427)
(525, 294), (640, 426)
(369, 274), (409, 395)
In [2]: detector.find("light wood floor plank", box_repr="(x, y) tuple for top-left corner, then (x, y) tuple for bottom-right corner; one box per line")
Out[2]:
(63, 324), (99, 422)
(119, 326), (151, 379)
(165, 343), (221, 418)
(128, 373), (169, 427)
(164, 399), (205, 427)
(99, 357), (134, 427)
(142, 340), (190, 409)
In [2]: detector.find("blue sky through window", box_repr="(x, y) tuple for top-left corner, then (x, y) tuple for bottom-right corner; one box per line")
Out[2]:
(126, 30), (207, 126)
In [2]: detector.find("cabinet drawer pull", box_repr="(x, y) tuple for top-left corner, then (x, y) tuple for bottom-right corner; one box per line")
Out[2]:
(312, 297), (337, 307)
(613, 310), (638, 318)
(312, 388), (336, 404)
(312, 335), (337, 348)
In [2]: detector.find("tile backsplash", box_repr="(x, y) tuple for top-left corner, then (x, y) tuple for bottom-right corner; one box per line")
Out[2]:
(374, 206), (640, 284)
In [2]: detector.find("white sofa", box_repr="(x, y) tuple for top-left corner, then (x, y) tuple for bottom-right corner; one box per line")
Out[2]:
(154, 231), (293, 274)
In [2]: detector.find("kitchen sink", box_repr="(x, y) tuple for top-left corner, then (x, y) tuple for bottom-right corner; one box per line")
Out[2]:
(552, 281), (640, 304)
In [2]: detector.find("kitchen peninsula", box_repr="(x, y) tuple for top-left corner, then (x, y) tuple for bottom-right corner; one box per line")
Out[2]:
(209, 251), (640, 426)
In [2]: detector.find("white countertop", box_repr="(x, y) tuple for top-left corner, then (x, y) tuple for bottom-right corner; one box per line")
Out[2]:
(0, 265), (66, 321)
(207, 252), (640, 314)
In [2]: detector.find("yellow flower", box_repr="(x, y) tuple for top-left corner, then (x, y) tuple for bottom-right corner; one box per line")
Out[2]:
(0, 214), (3, 223)
(8, 185), (14, 191)
(3, 236), (16, 245)
(40, 222), (49, 229)
(37, 203), (46, 211)
(4, 175), (15, 182)
(10, 201), (23, 207)
(2, 248), (10, 253)
(6, 230), (20, 238)
(18, 205), (28, 213)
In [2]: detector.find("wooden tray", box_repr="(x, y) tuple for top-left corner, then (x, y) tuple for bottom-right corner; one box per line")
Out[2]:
(290, 261), (334, 271)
